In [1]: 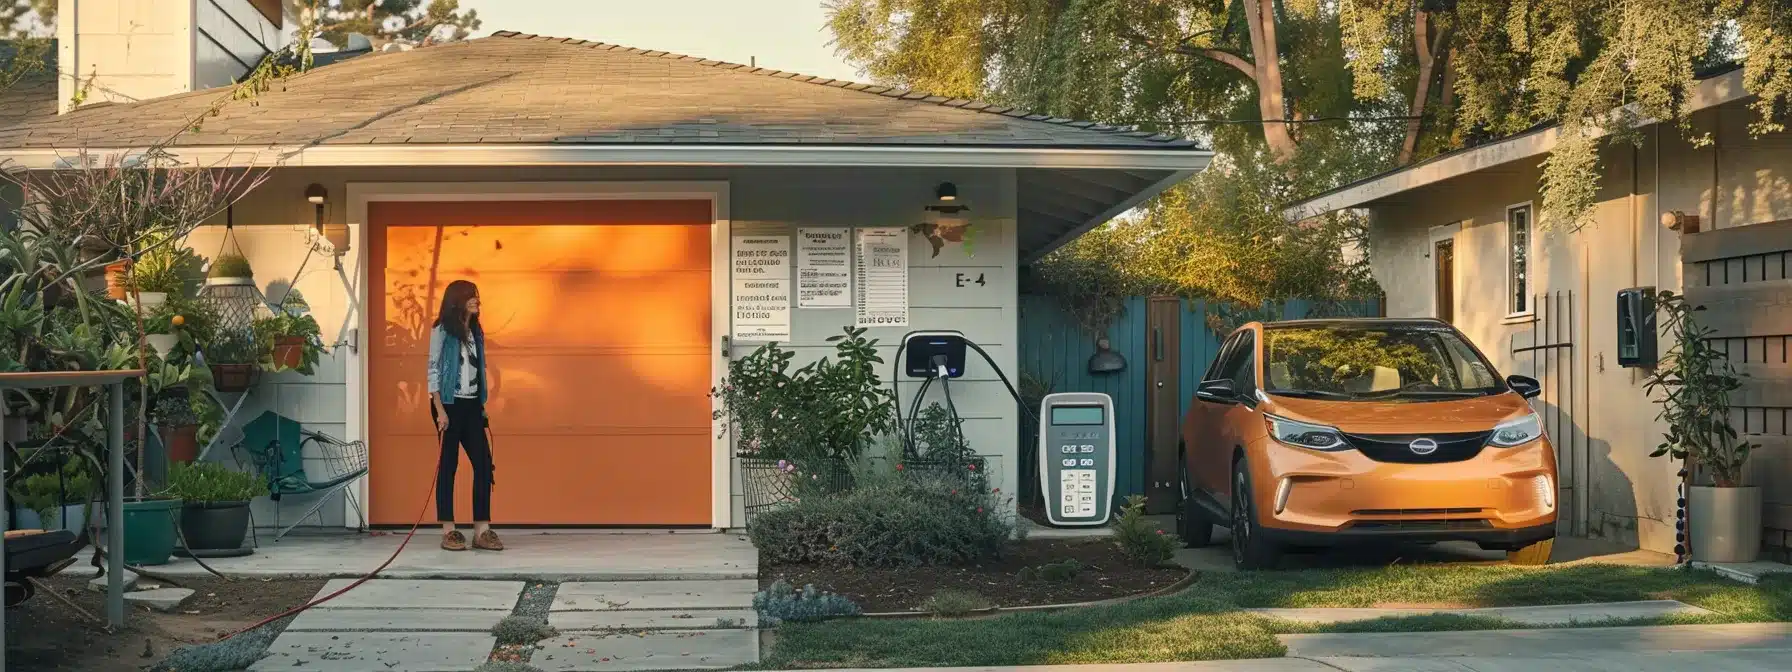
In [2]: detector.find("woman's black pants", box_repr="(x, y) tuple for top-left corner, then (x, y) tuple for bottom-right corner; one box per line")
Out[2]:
(437, 397), (493, 522)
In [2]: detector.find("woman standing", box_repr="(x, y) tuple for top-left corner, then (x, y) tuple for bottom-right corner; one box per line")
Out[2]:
(427, 280), (503, 551)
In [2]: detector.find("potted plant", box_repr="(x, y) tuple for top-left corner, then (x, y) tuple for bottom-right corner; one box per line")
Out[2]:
(1644, 290), (1760, 562)
(253, 297), (325, 374)
(14, 459), (96, 533)
(205, 330), (260, 392)
(154, 395), (201, 464)
(104, 259), (131, 299)
(164, 461), (267, 553)
(205, 252), (254, 286)
(129, 236), (203, 309)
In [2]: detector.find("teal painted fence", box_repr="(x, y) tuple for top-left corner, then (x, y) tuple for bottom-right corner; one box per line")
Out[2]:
(1016, 295), (1381, 505)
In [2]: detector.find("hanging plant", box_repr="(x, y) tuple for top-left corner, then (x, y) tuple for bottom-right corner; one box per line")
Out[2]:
(206, 253), (255, 285)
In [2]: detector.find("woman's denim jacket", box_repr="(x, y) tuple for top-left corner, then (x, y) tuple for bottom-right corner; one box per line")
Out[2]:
(427, 323), (488, 405)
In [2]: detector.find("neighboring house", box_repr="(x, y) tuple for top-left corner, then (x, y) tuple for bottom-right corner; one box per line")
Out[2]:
(57, 0), (290, 111)
(1286, 68), (1792, 561)
(1, 28), (1209, 529)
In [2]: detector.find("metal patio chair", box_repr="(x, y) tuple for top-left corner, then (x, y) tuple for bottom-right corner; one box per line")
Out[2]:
(237, 411), (368, 541)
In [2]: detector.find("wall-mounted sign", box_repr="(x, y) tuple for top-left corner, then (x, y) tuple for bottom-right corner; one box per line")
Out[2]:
(854, 227), (908, 328)
(731, 235), (790, 341)
(797, 228), (851, 308)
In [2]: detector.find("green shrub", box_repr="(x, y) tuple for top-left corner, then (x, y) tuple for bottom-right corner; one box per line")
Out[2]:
(919, 589), (991, 616)
(1112, 495), (1178, 566)
(750, 474), (1012, 567)
(154, 395), (199, 427)
(163, 461), (267, 503)
(491, 615), (557, 645)
(1018, 558), (1082, 584)
(207, 253), (253, 279)
(754, 580), (861, 624)
(712, 327), (896, 464)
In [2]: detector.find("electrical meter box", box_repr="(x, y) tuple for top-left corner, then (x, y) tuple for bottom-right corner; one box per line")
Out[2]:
(1038, 392), (1116, 526)
(1617, 287), (1658, 368)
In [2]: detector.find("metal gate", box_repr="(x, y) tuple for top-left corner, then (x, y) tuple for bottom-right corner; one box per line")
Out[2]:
(1511, 291), (1584, 537)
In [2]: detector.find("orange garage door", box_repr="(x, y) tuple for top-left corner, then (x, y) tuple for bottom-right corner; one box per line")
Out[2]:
(367, 200), (714, 525)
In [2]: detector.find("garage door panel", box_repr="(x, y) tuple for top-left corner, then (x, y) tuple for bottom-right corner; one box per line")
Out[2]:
(383, 222), (710, 273)
(369, 435), (712, 526)
(369, 200), (714, 526)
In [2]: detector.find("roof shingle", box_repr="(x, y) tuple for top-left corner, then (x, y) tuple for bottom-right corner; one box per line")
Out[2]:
(0, 32), (1200, 151)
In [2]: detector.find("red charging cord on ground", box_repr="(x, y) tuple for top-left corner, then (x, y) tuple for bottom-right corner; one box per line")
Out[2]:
(212, 407), (449, 642)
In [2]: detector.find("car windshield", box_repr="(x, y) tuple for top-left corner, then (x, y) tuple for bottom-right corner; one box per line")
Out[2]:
(1262, 324), (1505, 401)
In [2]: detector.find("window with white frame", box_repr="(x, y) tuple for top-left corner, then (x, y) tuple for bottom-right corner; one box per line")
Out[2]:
(1507, 204), (1531, 315)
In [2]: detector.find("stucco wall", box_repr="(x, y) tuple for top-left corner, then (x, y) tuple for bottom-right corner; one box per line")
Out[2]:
(188, 166), (1021, 529)
(1363, 101), (1791, 555)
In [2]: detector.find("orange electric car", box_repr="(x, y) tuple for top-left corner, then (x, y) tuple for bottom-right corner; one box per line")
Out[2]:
(1177, 318), (1557, 570)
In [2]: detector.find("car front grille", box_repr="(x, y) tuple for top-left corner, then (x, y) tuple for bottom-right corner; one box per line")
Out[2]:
(1342, 431), (1493, 464)
(1352, 508), (1486, 516)
(1346, 519), (1493, 531)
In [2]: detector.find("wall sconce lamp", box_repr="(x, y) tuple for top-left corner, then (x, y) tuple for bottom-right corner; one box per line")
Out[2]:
(305, 183), (350, 263)
(926, 182), (970, 216)
(1661, 210), (1701, 234)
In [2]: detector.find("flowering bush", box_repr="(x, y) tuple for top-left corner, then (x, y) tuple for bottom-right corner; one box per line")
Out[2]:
(1112, 494), (1179, 566)
(750, 472), (1013, 568)
(712, 327), (895, 466)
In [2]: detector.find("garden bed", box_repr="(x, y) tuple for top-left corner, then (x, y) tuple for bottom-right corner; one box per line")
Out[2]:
(759, 537), (1187, 613)
(6, 574), (326, 671)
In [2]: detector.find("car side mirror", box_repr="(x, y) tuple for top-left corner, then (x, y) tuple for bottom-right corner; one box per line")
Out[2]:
(1507, 374), (1542, 400)
(1196, 379), (1238, 404)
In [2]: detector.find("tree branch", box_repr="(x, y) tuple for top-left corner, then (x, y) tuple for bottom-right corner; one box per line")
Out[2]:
(1198, 48), (1258, 79)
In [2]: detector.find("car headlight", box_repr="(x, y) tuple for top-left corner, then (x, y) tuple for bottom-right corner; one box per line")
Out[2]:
(1490, 413), (1544, 447)
(1266, 414), (1349, 452)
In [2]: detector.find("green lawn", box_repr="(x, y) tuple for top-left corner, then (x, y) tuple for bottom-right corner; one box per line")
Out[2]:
(752, 564), (1792, 669)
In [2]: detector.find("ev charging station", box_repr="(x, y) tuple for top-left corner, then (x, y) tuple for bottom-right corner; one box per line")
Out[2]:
(1038, 392), (1116, 526)
(898, 331), (1117, 528)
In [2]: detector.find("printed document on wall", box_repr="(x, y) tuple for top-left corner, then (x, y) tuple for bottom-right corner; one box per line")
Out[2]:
(797, 228), (851, 308)
(731, 235), (791, 341)
(854, 227), (907, 327)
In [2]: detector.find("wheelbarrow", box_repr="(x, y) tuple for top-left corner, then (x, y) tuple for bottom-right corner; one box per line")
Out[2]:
(4, 528), (82, 606)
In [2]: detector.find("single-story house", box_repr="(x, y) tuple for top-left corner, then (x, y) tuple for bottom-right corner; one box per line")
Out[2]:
(1286, 68), (1792, 561)
(6, 12), (1209, 529)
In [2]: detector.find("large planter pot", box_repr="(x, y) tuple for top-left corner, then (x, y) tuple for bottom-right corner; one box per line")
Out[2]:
(160, 424), (199, 464)
(271, 336), (306, 370)
(121, 498), (181, 566)
(1689, 485), (1762, 563)
(104, 261), (130, 300)
(131, 291), (168, 310)
(210, 363), (258, 393)
(179, 501), (252, 551)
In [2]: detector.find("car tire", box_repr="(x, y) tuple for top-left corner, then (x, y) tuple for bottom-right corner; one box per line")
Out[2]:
(1177, 459), (1214, 548)
(1506, 538), (1554, 566)
(1231, 458), (1282, 571)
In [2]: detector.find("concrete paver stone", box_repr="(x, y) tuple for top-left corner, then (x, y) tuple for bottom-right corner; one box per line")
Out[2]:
(286, 607), (511, 632)
(249, 632), (497, 671)
(1279, 622), (1792, 658)
(531, 629), (759, 671)
(311, 578), (524, 610)
(88, 569), (138, 593)
(123, 587), (195, 612)
(550, 580), (757, 611)
(550, 608), (758, 631)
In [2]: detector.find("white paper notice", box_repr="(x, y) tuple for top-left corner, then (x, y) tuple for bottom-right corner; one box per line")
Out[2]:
(731, 235), (791, 341)
(797, 228), (851, 308)
(854, 227), (908, 328)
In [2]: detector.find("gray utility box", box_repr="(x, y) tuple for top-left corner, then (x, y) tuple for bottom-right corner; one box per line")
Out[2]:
(1038, 392), (1117, 527)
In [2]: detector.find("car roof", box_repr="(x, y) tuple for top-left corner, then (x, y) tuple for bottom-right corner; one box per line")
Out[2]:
(1261, 317), (1454, 330)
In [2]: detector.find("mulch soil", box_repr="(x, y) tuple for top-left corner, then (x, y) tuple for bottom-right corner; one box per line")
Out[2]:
(760, 538), (1187, 613)
(5, 570), (326, 671)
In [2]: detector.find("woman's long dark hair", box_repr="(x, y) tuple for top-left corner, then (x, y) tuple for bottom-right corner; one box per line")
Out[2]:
(433, 280), (482, 342)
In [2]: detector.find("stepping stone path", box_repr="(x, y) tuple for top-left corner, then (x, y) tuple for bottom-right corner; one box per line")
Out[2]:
(250, 578), (758, 671)
(124, 587), (195, 613)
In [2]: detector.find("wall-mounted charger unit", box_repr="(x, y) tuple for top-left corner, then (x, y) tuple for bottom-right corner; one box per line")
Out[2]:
(1617, 287), (1657, 368)
(903, 331), (967, 378)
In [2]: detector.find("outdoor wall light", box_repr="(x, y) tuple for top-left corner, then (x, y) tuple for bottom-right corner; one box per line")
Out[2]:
(926, 182), (969, 216)
(936, 181), (958, 202)
(304, 183), (350, 261)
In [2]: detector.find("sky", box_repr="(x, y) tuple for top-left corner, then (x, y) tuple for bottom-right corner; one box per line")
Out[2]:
(461, 0), (863, 82)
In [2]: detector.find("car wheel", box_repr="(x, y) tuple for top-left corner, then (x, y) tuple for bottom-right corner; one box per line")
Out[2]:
(1231, 458), (1282, 571)
(1177, 459), (1214, 548)
(1507, 538), (1554, 566)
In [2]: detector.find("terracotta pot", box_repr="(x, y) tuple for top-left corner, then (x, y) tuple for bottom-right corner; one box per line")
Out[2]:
(272, 336), (306, 370)
(210, 364), (258, 393)
(160, 424), (199, 464)
(104, 261), (130, 300)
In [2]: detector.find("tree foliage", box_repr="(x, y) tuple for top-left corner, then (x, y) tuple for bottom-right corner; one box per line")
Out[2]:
(829, 0), (1792, 331)
(302, 0), (482, 49)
